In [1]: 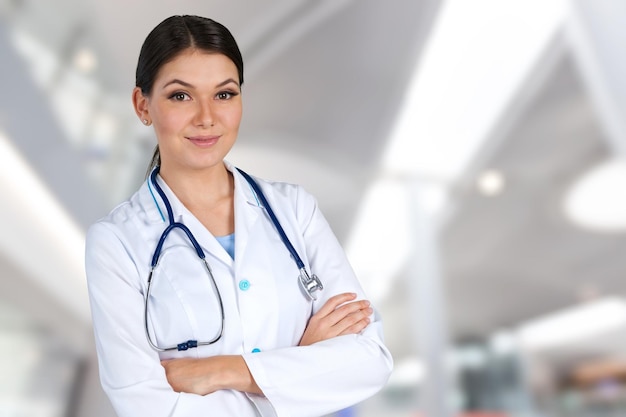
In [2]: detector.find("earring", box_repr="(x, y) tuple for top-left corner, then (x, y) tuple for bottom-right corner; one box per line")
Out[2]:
(143, 119), (149, 125)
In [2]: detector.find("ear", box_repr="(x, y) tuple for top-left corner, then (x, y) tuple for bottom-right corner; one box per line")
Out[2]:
(132, 87), (150, 124)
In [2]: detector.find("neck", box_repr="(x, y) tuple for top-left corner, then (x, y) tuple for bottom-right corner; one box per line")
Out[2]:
(158, 162), (234, 210)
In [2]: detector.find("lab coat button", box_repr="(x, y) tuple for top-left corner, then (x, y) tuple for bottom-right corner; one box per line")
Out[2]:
(239, 279), (250, 291)
(251, 348), (261, 353)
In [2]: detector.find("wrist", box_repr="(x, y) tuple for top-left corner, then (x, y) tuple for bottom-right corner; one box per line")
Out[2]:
(221, 355), (261, 394)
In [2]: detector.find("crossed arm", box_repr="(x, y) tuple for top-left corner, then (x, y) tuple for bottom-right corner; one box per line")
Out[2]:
(161, 292), (373, 395)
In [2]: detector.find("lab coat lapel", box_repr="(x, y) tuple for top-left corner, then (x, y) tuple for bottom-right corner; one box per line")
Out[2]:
(147, 173), (235, 268)
(231, 166), (264, 276)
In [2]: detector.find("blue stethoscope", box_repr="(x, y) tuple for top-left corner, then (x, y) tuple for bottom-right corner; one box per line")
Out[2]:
(143, 166), (323, 352)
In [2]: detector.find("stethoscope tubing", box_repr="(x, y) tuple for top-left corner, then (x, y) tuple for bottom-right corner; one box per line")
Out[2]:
(236, 168), (323, 300)
(236, 168), (307, 270)
(144, 166), (322, 351)
(149, 169), (206, 266)
(145, 167), (225, 351)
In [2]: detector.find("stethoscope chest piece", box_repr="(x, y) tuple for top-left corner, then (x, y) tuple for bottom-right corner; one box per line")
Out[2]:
(299, 268), (323, 301)
(237, 167), (324, 302)
(145, 166), (324, 352)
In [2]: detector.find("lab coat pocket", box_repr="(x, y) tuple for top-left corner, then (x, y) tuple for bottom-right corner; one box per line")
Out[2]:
(146, 244), (223, 352)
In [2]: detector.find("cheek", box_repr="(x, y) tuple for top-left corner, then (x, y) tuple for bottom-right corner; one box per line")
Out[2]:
(223, 107), (243, 130)
(153, 108), (188, 135)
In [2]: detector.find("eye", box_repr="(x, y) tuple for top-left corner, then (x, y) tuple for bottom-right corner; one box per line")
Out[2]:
(216, 90), (239, 100)
(169, 92), (190, 101)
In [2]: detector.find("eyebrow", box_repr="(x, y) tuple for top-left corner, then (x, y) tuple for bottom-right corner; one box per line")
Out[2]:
(162, 78), (240, 89)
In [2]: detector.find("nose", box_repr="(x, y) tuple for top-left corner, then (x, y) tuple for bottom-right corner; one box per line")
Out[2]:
(195, 99), (214, 127)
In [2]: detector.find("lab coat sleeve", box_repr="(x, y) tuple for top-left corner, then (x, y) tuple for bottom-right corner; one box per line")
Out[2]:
(85, 222), (254, 417)
(242, 186), (393, 417)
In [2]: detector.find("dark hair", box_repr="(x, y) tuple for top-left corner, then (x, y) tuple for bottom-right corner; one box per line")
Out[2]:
(137, 15), (244, 174)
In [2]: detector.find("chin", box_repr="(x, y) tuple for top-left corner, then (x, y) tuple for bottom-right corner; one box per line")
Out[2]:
(188, 157), (227, 171)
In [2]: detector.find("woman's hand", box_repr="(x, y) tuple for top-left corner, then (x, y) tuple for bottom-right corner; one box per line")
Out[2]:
(299, 292), (373, 346)
(161, 355), (261, 395)
(162, 294), (373, 393)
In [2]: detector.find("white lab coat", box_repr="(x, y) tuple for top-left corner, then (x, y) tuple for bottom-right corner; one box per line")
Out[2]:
(85, 161), (393, 417)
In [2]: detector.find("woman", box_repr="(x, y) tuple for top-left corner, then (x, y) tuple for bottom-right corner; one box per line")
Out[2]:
(85, 15), (392, 417)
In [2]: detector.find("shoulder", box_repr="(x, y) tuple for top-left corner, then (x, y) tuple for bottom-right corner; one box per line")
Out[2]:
(235, 168), (318, 214)
(86, 182), (152, 247)
(257, 176), (309, 202)
(233, 168), (323, 234)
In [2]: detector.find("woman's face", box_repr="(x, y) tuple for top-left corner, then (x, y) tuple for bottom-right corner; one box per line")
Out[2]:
(134, 49), (242, 173)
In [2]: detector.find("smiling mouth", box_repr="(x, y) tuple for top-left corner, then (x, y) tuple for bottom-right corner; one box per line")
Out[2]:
(187, 136), (220, 147)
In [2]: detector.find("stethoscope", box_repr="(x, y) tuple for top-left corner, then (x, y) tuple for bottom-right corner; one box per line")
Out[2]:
(144, 166), (323, 352)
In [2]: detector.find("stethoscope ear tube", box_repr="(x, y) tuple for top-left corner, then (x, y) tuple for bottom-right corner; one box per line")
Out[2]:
(144, 268), (166, 352)
(150, 167), (207, 267)
(237, 168), (324, 300)
(150, 222), (206, 268)
(144, 166), (322, 352)
(236, 169), (305, 269)
(144, 258), (225, 352)
(145, 167), (226, 351)
(237, 168), (324, 301)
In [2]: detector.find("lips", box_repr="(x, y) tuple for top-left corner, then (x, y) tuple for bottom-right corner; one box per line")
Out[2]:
(186, 135), (220, 148)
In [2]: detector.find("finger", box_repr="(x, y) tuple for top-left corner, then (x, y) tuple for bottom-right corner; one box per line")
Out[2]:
(331, 307), (373, 334)
(161, 360), (173, 373)
(314, 293), (357, 318)
(326, 300), (371, 325)
(337, 317), (371, 336)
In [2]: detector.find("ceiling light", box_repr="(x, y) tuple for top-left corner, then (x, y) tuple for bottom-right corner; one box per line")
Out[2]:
(564, 157), (626, 232)
(73, 47), (97, 74)
(345, 178), (412, 303)
(518, 297), (626, 351)
(10, 29), (60, 86)
(476, 169), (505, 196)
(0, 130), (89, 321)
(383, 0), (567, 180)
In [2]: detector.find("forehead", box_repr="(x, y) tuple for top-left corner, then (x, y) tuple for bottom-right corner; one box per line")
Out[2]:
(154, 49), (239, 86)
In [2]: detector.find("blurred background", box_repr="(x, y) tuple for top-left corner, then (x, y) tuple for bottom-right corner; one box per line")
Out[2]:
(2, 0), (626, 416)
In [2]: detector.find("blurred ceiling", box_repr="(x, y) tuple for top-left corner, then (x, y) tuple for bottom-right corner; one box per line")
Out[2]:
(442, 50), (618, 340)
(1, 0), (626, 372)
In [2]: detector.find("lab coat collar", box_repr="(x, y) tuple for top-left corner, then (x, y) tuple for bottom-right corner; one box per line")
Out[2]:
(224, 160), (263, 208)
(227, 160), (266, 276)
(139, 161), (265, 269)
